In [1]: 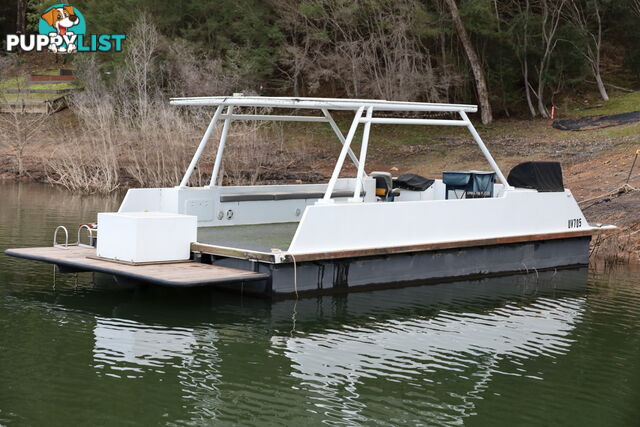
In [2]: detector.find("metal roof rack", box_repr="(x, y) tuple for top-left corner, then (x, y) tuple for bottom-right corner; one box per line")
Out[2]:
(169, 95), (478, 113)
(171, 94), (510, 197)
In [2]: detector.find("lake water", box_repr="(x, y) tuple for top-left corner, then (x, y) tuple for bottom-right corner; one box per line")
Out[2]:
(0, 182), (639, 426)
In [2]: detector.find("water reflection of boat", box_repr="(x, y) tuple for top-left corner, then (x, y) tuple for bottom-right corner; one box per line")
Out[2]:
(265, 267), (589, 327)
(84, 268), (587, 363)
(268, 269), (588, 423)
(93, 317), (199, 370)
(79, 268), (589, 329)
(17, 267), (588, 330)
(37, 269), (588, 423)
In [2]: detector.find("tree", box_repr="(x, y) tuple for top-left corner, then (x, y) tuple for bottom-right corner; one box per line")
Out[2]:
(0, 93), (51, 177)
(16, 0), (26, 33)
(565, 0), (609, 101)
(507, 0), (538, 116)
(273, 0), (451, 102)
(530, 0), (565, 118)
(76, 0), (283, 82)
(444, 0), (493, 124)
(119, 14), (160, 122)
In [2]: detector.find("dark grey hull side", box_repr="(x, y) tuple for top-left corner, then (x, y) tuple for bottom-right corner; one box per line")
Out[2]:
(206, 236), (591, 298)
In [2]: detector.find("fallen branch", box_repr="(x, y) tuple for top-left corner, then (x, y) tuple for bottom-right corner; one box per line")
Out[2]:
(584, 80), (634, 93)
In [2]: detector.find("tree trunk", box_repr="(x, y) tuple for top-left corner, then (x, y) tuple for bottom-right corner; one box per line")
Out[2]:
(444, 0), (492, 124)
(17, 147), (24, 177)
(537, 75), (548, 118)
(16, 0), (27, 34)
(522, 0), (536, 117)
(594, 68), (609, 101)
(524, 60), (536, 117)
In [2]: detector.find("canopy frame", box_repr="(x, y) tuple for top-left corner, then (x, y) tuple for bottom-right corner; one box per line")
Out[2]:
(171, 94), (512, 199)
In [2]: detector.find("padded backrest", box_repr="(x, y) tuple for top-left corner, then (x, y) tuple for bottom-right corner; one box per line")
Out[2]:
(370, 171), (393, 196)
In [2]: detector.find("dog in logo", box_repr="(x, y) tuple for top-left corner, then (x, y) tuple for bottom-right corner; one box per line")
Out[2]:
(41, 6), (79, 53)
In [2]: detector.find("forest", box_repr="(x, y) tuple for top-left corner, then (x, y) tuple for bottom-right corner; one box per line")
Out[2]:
(3, 0), (640, 124)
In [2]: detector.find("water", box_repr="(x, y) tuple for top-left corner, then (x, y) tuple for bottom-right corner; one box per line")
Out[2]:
(0, 182), (639, 426)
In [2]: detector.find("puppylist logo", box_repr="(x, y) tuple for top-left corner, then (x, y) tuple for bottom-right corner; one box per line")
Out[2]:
(5, 4), (125, 54)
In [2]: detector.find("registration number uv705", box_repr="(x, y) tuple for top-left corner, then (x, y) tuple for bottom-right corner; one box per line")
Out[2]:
(568, 218), (582, 228)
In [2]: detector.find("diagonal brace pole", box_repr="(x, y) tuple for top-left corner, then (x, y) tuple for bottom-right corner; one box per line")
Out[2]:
(208, 105), (234, 187)
(321, 107), (365, 203)
(351, 106), (373, 201)
(179, 105), (223, 187)
(322, 108), (361, 170)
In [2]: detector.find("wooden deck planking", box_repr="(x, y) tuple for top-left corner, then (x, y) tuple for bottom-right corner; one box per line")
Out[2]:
(4, 246), (269, 287)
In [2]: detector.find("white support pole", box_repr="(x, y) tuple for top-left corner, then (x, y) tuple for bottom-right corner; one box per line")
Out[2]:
(350, 106), (373, 202)
(221, 114), (329, 122)
(179, 105), (223, 187)
(359, 117), (469, 126)
(320, 107), (365, 203)
(208, 105), (234, 187)
(459, 111), (511, 189)
(321, 109), (361, 169)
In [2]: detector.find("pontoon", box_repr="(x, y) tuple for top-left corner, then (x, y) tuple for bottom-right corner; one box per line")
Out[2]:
(5, 95), (614, 297)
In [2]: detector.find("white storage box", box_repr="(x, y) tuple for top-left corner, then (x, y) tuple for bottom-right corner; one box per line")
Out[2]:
(97, 212), (197, 263)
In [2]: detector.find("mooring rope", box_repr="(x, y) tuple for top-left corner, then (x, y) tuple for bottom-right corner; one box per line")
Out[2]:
(290, 253), (298, 299)
(273, 249), (299, 298)
(579, 183), (637, 210)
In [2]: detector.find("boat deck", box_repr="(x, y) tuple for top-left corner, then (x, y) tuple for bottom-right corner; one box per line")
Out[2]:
(4, 246), (269, 287)
(197, 223), (298, 252)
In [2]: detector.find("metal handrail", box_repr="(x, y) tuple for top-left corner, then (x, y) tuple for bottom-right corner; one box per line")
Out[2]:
(77, 224), (95, 248)
(53, 226), (69, 248)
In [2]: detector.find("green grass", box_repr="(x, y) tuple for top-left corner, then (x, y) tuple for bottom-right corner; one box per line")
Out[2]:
(593, 121), (640, 139)
(1, 70), (81, 102)
(37, 69), (66, 76)
(0, 76), (27, 90)
(1, 93), (64, 102)
(26, 82), (81, 90)
(567, 91), (640, 117)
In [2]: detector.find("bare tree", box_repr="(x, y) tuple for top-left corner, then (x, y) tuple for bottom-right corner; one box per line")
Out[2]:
(444, 0), (493, 124)
(47, 15), (280, 193)
(273, 0), (456, 103)
(507, 0), (538, 117)
(565, 0), (609, 101)
(0, 96), (51, 177)
(530, 0), (565, 118)
(118, 14), (160, 123)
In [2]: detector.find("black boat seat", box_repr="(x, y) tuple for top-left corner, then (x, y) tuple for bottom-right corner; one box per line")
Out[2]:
(220, 190), (365, 202)
(370, 171), (400, 201)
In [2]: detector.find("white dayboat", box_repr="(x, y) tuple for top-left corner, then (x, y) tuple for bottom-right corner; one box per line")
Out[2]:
(5, 95), (615, 297)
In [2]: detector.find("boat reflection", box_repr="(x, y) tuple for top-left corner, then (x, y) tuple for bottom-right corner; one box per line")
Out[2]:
(61, 268), (589, 423)
(93, 317), (200, 371)
(79, 269), (588, 369)
(266, 268), (588, 423)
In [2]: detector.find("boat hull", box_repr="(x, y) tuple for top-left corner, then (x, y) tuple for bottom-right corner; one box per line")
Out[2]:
(208, 235), (591, 298)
